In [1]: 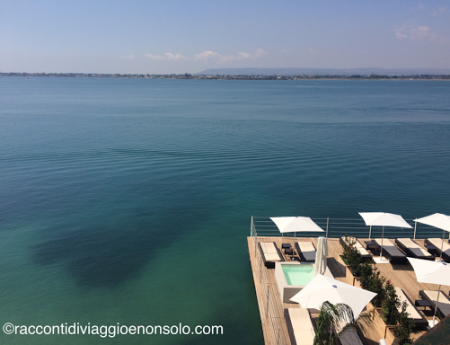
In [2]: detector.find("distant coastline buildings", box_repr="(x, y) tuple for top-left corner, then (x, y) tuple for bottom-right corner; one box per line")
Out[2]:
(1, 72), (449, 80)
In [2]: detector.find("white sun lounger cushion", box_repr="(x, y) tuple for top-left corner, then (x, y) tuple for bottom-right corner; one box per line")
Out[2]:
(297, 242), (316, 262)
(396, 238), (432, 258)
(373, 238), (396, 249)
(394, 288), (423, 320)
(259, 242), (282, 262)
(287, 308), (315, 345)
(373, 238), (404, 256)
(427, 238), (450, 255)
(423, 290), (450, 317)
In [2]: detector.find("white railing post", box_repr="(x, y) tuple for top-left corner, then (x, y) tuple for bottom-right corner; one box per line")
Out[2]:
(326, 217), (329, 238)
(250, 216), (254, 236)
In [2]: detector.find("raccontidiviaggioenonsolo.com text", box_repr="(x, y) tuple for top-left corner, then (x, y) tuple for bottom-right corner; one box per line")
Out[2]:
(3, 322), (223, 338)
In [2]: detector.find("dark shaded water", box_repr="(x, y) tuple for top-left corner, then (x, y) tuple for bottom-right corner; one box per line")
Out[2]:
(0, 77), (449, 344)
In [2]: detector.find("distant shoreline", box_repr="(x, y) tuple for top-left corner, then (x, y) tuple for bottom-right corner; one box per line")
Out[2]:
(1, 72), (450, 81)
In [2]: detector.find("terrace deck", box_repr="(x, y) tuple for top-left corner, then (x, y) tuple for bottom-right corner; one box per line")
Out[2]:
(247, 236), (447, 345)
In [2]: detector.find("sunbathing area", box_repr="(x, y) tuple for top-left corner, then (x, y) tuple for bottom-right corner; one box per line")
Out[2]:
(248, 235), (450, 345)
(249, 213), (450, 344)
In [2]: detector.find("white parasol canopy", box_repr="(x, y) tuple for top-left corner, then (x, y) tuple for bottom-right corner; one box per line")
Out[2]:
(407, 258), (450, 325)
(407, 258), (450, 285)
(290, 274), (377, 319)
(414, 213), (450, 232)
(414, 213), (450, 260)
(270, 216), (324, 234)
(359, 212), (412, 261)
(314, 237), (328, 275)
(359, 212), (411, 228)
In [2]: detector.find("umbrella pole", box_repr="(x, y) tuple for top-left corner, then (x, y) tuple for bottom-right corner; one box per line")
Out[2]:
(433, 285), (441, 326)
(413, 222), (417, 240)
(440, 230), (445, 260)
(369, 225), (372, 240)
(380, 226), (384, 259)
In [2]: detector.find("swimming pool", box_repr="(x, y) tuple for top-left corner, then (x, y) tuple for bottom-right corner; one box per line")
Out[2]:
(282, 264), (315, 286)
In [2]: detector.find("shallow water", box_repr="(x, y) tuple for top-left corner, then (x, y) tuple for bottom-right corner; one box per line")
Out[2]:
(282, 264), (314, 286)
(0, 77), (449, 344)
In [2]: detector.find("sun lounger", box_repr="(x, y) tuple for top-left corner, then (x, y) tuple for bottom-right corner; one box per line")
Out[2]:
(334, 319), (365, 345)
(395, 238), (434, 261)
(419, 290), (450, 320)
(337, 327), (365, 345)
(372, 238), (407, 263)
(339, 236), (372, 260)
(295, 242), (316, 262)
(395, 288), (428, 327)
(284, 308), (315, 345)
(258, 242), (284, 268)
(425, 238), (450, 262)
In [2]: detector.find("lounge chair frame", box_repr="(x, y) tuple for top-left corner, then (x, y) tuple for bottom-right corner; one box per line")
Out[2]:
(284, 308), (315, 345)
(339, 236), (372, 261)
(258, 241), (284, 268)
(395, 288), (428, 328)
(419, 290), (450, 320)
(372, 238), (407, 264)
(295, 242), (316, 262)
(395, 238), (434, 261)
(424, 239), (450, 263)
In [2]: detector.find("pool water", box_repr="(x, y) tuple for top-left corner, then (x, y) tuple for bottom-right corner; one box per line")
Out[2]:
(282, 265), (315, 285)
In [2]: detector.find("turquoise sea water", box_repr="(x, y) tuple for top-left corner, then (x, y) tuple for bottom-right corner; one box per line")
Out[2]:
(1, 77), (450, 344)
(282, 265), (314, 286)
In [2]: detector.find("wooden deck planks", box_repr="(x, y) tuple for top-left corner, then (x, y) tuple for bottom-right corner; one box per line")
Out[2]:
(247, 236), (292, 345)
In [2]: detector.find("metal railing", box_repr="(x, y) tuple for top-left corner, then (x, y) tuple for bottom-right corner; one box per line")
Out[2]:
(250, 216), (449, 241)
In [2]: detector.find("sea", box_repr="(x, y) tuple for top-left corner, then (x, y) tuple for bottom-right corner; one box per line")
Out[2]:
(0, 77), (449, 344)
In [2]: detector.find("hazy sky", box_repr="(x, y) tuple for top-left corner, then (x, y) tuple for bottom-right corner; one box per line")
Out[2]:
(1, 1), (450, 74)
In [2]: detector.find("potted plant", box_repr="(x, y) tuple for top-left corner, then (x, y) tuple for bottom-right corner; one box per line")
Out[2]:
(381, 281), (400, 325)
(341, 235), (363, 277)
(313, 301), (371, 345)
(359, 263), (385, 308)
(393, 303), (414, 345)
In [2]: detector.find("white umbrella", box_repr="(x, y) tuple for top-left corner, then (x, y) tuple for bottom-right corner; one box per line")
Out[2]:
(407, 258), (450, 325)
(271, 217), (324, 260)
(359, 212), (412, 261)
(414, 213), (450, 260)
(290, 274), (377, 318)
(270, 216), (324, 235)
(314, 237), (328, 275)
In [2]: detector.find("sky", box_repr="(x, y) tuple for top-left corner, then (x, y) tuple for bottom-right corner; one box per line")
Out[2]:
(1, 1), (450, 74)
